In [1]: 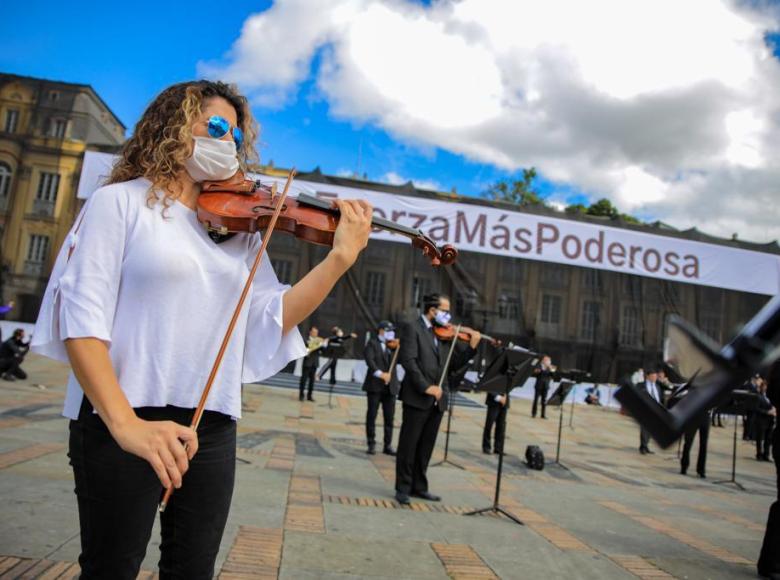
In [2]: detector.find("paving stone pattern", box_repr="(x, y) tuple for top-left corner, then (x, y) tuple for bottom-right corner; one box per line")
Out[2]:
(0, 354), (776, 579)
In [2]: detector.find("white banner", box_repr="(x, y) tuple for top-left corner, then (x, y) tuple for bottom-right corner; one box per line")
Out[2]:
(78, 151), (780, 295)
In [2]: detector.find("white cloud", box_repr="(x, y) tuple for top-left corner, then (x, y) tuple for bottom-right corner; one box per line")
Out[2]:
(382, 171), (442, 191)
(200, 0), (780, 241)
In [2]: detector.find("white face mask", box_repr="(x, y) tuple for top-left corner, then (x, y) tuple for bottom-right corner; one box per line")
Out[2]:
(381, 330), (395, 341)
(185, 136), (239, 182)
(433, 309), (451, 326)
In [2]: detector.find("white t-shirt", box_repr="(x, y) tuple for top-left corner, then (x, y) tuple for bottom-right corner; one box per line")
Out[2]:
(31, 178), (307, 420)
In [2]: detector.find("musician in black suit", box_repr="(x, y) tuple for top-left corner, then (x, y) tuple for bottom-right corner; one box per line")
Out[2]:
(482, 391), (508, 454)
(317, 327), (357, 386)
(680, 406), (710, 478)
(363, 320), (401, 456)
(755, 379), (776, 462)
(637, 368), (663, 454)
(394, 294), (480, 505)
(531, 355), (555, 419)
(758, 361), (780, 579)
(299, 326), (323, 401)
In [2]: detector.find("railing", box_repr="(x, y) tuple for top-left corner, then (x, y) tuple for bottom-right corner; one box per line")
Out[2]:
(23, 261), (45, 276)
(32, 199), (55, 217)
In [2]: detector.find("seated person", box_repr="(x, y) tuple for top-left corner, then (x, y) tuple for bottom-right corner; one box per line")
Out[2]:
(0, 328), (30, 381)
(584, 384), (602, 405)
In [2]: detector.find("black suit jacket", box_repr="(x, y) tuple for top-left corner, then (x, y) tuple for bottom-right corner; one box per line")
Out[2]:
(362, 337), (400, 395)
(398, 318), (475, 412)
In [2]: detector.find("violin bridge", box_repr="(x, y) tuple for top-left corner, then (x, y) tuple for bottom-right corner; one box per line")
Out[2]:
(271, 182), (278, 200)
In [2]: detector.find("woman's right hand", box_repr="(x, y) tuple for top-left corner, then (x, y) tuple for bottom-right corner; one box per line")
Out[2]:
(111, 417), (199, 489)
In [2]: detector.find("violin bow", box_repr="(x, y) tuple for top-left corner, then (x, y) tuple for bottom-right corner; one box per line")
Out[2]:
(387, 341), (401, 384)
(159, 168), (297, 512)
(435, 324), (462, 407)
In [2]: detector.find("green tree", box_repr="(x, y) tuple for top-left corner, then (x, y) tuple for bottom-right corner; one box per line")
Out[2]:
(564, 197), (642, 224)
(483, 168), (544, 206)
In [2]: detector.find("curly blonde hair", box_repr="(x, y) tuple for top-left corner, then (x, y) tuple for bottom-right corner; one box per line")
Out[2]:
(108, 80), (259, 209)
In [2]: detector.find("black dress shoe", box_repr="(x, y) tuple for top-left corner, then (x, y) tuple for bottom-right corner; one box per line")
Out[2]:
(367, 446), (376, 455)
(383, 447), (396, 456)
(698, 472), (706, 479)
(483, 447), (491, 454)
(494, 449), (503, 455)
(411, 491), (441, 502)
(639, 447), (647, 455)
(307, 396), (315, 402)
(680, 467), (687, 475)
(395, 492), (411, 505)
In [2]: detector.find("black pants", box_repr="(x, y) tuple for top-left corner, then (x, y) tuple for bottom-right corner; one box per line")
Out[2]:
(482, 404), (506, 452)
(681, 416), (709, 476)
(639, 427), (652, 451)
(395, 404), (443, 495)
(0, 356), (26, 379)
(743, 412), (755, 440)
(366, 390), (396, 448)
(532, 384), (549, 418)
(756, 417), (774, 459)
(758, 428), (780, 576)
(318, 358), (338, 385)
(68, 400), (236, 579)
(299, 366), (316, 399)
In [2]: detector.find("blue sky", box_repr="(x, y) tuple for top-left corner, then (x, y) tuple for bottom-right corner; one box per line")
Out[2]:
(2, 1), (778, 229)
(1, 0), (528, 198)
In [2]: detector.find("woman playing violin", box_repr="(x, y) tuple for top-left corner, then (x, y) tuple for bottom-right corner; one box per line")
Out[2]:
(31, 80), (373, 579)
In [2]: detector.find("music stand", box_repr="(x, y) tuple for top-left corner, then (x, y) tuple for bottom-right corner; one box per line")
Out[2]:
(432, 372), (470, 470)
(548, 380), (576, 470)
(465, 347), (538, 526)
(713, 389), (758, 491)
(318, 342), (347, 409)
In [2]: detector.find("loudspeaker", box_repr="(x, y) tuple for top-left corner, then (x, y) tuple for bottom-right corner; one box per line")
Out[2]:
(525, 445), (545, 470)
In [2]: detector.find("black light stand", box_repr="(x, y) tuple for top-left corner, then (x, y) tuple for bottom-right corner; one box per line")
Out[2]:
(318, 342), (346, 409)
(465, 348), (538, 526)
(433, 399), (465, 470)
(548, 380), (576, 470)
(713, 390), (757, 491)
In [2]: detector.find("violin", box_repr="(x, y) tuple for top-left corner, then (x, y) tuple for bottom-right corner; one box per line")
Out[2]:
(197, 170), (458, 266)
(433, 324), (501, 346)
(386, 338), (400, 350)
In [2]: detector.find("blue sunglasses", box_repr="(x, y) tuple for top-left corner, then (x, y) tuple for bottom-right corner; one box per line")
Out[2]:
(206, 115), (243, 150)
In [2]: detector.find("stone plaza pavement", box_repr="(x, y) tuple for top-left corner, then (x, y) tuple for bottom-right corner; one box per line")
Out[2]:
(0, 354), (776, 579)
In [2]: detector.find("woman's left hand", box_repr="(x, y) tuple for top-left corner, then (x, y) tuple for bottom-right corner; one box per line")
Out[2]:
(330, 199), (373, 269)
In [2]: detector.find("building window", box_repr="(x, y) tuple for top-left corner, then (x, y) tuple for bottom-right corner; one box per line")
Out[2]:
(27, 234), (50, 264)
(37, 172), (60, 202)
(540, 294), (562, 324)
(271, 259), (292, 284)
(624, 276), (642, 300)
(411, 276), (432, 307)
(49, 91), (60, 102)
(497, 291), (522, 320)
(582, 268), (602, 292)
(580, 301), (601, 341)
(0, 162), (12, 197)
(620, 305), (642, 346)
(364, 271), (386, 306)
(49, 118), (67, 139)
(455, 289), (477, 318)
(4, 110), (19, 133)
